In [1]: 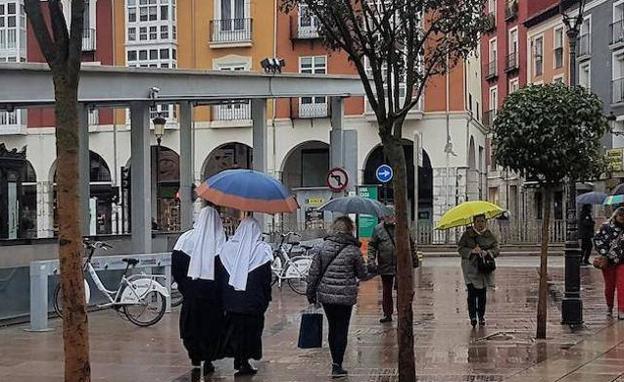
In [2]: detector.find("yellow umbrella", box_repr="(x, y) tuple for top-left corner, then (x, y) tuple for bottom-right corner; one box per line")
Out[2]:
(435, 201), (505, 230)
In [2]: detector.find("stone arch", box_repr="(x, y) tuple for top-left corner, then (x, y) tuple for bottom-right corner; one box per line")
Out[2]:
(200, 142), (253, 181)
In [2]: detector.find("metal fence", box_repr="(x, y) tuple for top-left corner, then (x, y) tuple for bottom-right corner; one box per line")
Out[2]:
(210, 18), (253, 43)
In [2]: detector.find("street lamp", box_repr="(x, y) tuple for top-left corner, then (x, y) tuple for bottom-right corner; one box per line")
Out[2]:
(153, 114), (166, 229)
(560, 0), (587, 326)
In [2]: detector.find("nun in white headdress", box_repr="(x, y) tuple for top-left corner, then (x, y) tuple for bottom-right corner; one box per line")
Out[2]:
(219, 216), (273, 377)
(171, 206), (226, 380)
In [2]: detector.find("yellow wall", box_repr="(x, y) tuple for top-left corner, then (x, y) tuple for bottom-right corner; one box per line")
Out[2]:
(113, 0), (277, 123)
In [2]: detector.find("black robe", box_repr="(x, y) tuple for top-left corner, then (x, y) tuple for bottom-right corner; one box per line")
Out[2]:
(219, 261), (272, 363)
(171, 250), (224, 363)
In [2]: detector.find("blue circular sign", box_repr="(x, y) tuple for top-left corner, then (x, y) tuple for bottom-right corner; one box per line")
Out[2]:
(376, 164), (393, 183)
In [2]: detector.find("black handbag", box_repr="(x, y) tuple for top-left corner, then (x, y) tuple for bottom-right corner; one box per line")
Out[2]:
(298, 307), (323, 349)
(477, 252), (496, 274)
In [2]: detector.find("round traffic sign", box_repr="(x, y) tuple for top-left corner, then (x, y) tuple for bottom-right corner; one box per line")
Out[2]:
(326, 168), (349, 192)
(376, 164), (393, 183)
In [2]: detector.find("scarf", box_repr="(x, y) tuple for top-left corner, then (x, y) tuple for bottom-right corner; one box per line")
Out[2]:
(219, 217), (273, 291)
(186, 206), (226, 280)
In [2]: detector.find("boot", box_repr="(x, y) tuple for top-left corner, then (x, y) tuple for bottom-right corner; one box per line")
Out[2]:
(203, 361), (215, 376)
(234, 360), (257, 377)
(379, 316), (392, 323)
(470, 319), (477, 328)
(479, 317), (486, 327)
(190, 366), (201, 382)
(331, 363), (348, 378)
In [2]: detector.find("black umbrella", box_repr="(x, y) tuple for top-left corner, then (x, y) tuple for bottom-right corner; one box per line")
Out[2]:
(317, 196), (392, 218)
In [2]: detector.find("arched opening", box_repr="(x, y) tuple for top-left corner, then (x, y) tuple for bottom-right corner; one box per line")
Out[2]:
(53, 150), (113, 236)
(363, 141), (433, 223)
(0, 144), (37, 239)
(281, 141), (331, 230)
(201, 143), (253, 234)
(152, 145), (180, 231)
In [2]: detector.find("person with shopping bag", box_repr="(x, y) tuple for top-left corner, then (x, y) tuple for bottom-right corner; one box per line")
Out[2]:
(593, 207), (624, 318)
(305, 216), (374, 378)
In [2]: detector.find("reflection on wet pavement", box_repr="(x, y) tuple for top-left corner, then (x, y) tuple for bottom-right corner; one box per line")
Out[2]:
(0, 258), (620, 382)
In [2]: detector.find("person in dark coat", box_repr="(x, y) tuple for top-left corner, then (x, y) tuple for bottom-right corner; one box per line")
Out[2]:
(579, 204), (596, 265)
(367, 212), (419, 323)
(171, 206), (226, 381)
(219, 217), (273, 377)
(457, 214), (500, 328)
(306, 216), (374, 378)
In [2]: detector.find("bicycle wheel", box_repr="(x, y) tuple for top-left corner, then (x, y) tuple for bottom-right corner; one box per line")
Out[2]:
(271, 256), (282, 286)
(287, 257), (312, 295)
(53, 284), (64, 317)
(123, 290), (167, 327)
(170, 281), (183, 307)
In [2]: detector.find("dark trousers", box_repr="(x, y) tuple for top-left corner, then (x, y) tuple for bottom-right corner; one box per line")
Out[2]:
(322, 304), (353, 366)
(581, 238), (593, 263)
(467, 284), (487, 320)
(381, 275), (395, 317)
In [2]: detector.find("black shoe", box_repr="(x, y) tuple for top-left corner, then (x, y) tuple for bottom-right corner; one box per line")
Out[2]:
(234, 361), (257, 377)
(203, 361), (215, 376)
(331, 363), (348, 378)
(379, 316), (392, 323)
(191, 367), (201, 382)
(471, 319), (477, 328)
(479, 318), (486, 326)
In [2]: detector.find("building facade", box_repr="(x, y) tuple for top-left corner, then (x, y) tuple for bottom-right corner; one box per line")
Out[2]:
(0, 0), (487, 239)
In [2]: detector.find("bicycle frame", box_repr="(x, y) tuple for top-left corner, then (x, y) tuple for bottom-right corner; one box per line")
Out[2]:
(271, 235), (309, 286)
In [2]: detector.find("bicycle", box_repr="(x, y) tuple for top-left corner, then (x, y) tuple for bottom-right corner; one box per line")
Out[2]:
(53, 239), (169, 327)
(269, 232), (314, 295)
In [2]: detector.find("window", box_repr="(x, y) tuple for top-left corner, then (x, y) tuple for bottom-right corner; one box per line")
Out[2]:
(160, 25), (168, 39)
(489, 86), (498, 112)
(507, 27), (518, 70)
(614, 1), (624, 44)
(0, 1), (26, 61)
(128, 27), (136, 41)
(212, 62), (251, 121)
(509, 78), (519, 93)
(298, 3), (319, 38)
(554, 27), (564, 69)
(219, 0), (246, 21)
(580, 17), (591, 56)
(613, 53), (624, 102)
(534, 36), (543, 76)
(488, 38), (497, 77)
(126, 0), (174, 43)
(488, 0), (496, 15)
(300, 57), (328, 117)
(579, 61), (591, 89)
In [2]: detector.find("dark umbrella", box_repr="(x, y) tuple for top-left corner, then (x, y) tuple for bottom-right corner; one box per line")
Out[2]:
(317, 196), (392, 218)
(576, 191), (607, 205)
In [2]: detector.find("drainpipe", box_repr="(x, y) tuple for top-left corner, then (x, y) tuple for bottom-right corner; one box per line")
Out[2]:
(272, 0), (279, 230)
(111, 0), (120, 234)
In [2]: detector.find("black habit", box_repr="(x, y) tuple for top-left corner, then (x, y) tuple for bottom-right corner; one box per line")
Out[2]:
(219, 261), (272, 365)
(171, 250), (224, 364)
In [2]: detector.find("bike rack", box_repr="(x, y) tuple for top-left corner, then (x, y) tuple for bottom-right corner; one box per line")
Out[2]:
(27, 253), (172, 332)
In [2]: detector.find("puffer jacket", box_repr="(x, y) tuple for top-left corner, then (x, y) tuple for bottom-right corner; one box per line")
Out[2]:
(306, 233), (370, 306)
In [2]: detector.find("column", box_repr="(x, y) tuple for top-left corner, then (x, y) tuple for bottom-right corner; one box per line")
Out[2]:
(78, 104), (90, 236)
(329, 97), (357, 194)
(36, 181), (52, 238)
(130, 102), (152, 253)
(179, 102), (193, 231)
(252, 98), (268, 228)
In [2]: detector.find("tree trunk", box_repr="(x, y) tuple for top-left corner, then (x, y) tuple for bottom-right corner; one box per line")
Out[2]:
(536, 187), (551, 340)
(54, 73), (91, 382)
(382, 135), (415, 381)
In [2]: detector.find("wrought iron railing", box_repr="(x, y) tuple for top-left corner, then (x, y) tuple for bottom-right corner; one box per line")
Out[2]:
(299, 101), (328, 118)
(505, 0), (518, 20)
(210, 18), (252, 43)
(505, 51), (518, 72)
(213, 101), (251, 121)
(483, 110), (496, 132)
(82, 28), (96, 51)
(485, 60), (497, 79)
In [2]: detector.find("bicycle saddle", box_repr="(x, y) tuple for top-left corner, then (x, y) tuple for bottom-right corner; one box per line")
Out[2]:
(122, 258), (140, 266)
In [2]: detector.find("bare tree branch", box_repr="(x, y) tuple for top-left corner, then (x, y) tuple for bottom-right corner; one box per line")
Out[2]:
(24, 0), (58, 68)
(48, 0), (70, 63)
(68, 0), (86, 77)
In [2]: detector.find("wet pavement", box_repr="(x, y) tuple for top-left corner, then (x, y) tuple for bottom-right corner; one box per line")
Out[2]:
(1, 257), (623, 382)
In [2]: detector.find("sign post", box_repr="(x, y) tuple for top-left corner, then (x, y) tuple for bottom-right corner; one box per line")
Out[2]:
(376, 164), (393, 205)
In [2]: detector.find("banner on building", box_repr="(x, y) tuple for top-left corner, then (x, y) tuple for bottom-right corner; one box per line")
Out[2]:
(607, 148), (624, 172)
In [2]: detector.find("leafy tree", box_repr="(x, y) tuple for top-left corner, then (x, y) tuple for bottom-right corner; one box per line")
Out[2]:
(494, 83), (608, 339)
(280, 0), (486, 379)
(23, 1), (89, 380)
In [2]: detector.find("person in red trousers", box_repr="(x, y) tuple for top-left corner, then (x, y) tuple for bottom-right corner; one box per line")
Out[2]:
(593, 207), (624, 318)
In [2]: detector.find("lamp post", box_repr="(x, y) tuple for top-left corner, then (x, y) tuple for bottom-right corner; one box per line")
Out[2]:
(560, 0), (587, 326)
(152, 114), (166, 230)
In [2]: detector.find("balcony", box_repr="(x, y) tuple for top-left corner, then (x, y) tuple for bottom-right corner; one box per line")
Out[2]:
(212, 101), (251, 122)
(611, 20), (624, 45)
(505, 1), (518, 21)
(554, 47), (564, 69)
(82, 28), (96, 52)
(483, 110), (497, 132)
(298, 100), (328, 118)
(290, 13), (320, 40)
(485, 13), (496, 32)
(485, 60), (498, 80)
(0, 110), (26, 135)
(613, 78), (624, 104)
(505, 52), (518, 72)
(578, 33), (591, 58)
(210, 18), (252, 47)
